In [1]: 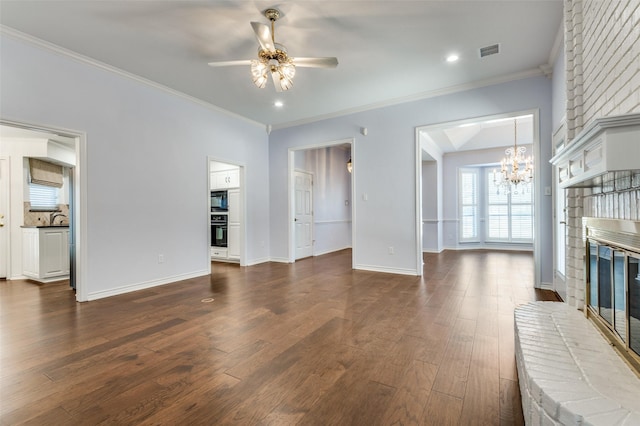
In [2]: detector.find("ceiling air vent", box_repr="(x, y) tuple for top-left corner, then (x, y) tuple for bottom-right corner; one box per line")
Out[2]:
(479, 44), (500, 58)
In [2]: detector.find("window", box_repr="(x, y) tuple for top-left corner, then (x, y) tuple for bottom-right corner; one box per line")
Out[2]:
(459, 169), (479, 241)
(29, 182), (60, 210)
(457, 167), (533, 245)
(486, 172), (533, 242)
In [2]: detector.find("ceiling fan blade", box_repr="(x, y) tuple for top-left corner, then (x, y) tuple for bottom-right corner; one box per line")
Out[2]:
(293, 57), (339, 68)
(251, 21), (275, 53)
(207, 60), (252, 67)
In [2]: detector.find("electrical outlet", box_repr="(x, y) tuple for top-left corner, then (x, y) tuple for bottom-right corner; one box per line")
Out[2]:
(158, 254), (164, 263)
(388, 246), (394, 255)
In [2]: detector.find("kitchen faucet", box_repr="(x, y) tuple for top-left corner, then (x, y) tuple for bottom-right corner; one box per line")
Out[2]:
(50, 212), (67, 225)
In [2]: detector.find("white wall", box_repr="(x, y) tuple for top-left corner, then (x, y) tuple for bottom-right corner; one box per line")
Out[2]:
(1, 35), (270, 300)
(270, 75), (555, 282)
(294, 146), (352, 256)
(422, 161), (440, 252)
(551, 41), (567, 132)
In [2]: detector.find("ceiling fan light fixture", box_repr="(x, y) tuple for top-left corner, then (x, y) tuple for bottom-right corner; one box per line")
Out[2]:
(251, 59), (268, 88)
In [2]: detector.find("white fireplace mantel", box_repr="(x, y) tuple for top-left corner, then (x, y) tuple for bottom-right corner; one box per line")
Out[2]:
(550, 113), (640, 188)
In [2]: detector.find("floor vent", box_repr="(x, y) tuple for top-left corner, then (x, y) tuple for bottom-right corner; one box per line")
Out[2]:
(479, 44), (500, 58)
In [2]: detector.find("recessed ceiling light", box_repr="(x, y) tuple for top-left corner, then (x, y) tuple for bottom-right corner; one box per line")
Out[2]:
(274, 100), (284, 108)
(446, 54), (459, 63)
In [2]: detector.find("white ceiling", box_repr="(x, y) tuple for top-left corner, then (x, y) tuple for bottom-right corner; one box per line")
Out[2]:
(0, 1), (563, 129)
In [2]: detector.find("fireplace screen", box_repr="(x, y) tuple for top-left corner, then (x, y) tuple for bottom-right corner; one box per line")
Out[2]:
(585, 218), (640, 364)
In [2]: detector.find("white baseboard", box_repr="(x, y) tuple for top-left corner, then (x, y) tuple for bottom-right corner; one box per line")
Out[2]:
(87, 269), (210, 301)
(268, 257), (291, 264)
(442, 244), (533, 252)
(422, 248), (444, 254)
(539, 281), (554, 291)
(354, 263), (420, 276)
(244, 257), (271, 266)
(314, 245), (352, 257)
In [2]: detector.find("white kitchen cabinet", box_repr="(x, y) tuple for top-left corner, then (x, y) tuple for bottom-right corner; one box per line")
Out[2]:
(211, 247), (228, 259)
(228, 224), (240, 259)
(227, 189), (241, 260)
(210, 169), (239, 190)
(22, 227), (70, 282)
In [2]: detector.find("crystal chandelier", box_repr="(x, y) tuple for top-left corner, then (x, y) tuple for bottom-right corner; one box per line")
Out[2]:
(493, 118), (533, 194)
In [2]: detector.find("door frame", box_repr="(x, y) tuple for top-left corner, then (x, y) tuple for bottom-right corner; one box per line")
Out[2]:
(0, 156), (9, 279)
(0, 118), (87, 301)
(414, 109), (542, 287)
(287, 138), (355, 264)
(207, 156), (246, 267)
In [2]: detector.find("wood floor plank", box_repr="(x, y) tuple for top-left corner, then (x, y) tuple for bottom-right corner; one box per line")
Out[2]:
(422, 391), (463, 426)
(458, 334), (501, 425)
(379, 359), (438, 425)
(431, 317), (476, 398)
(0, 249), (556, 425)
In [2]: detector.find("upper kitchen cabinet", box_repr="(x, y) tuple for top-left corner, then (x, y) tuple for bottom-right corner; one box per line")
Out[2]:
(210, 166), (239, 190)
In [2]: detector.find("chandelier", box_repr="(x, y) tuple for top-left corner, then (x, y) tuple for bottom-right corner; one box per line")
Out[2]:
(493, 118), (533, 194)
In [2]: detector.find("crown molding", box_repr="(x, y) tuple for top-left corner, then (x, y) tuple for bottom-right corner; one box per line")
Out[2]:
(0, 25), (264, 129)
(271, 68), (545, 131)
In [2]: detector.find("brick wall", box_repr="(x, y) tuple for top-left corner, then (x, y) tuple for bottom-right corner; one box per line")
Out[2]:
(562, 0), (640, 309)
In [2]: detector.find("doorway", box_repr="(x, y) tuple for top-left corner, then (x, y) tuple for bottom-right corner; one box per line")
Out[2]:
(0, 120), (86, 301)
(208, 158), (245, 269)
(288, 138), (354, 264)
(415, 110), (543, 287)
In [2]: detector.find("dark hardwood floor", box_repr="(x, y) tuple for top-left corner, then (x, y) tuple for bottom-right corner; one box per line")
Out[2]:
(0, 249), (559, 425)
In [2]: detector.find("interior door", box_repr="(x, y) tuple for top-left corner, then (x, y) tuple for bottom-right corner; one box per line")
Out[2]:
(294, 170), (313, 259)
(0, 157), (8, 278)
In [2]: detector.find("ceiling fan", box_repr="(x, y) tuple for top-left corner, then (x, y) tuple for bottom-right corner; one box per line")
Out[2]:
(207, 8), (338, 92)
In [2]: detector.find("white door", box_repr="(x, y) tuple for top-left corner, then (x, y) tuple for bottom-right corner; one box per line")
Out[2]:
(294, 170), (313, 259)
(0, 157), (9, 279)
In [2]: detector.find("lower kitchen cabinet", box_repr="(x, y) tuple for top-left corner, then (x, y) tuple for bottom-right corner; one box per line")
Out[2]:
(228, 224), (240, 259)
(22, 227), (70, 282)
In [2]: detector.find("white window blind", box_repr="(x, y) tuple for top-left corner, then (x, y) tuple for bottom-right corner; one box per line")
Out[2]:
(486, 172), (533, 242)
(459, 169), (478, 241)
(29, 183), (60, 210)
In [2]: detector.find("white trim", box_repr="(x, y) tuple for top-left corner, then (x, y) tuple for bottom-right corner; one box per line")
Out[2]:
(275, 68), (545, 130)
(354, 264), (419, 276)
(539, 281), (554, 291)
(548, 23), (564, 68)
(269, 257), (291, 264)
(314, 246), (352, 257)
(415, 130), (424, 275)
(422, 248), (445, 254)
(314, 219), (352, 224)
(443, 245), (534, 252)
(244, 257), (270, 266)
(0, 25), (264, 130)
(87, 269), (209, 301)
(422, 219), (440, 224)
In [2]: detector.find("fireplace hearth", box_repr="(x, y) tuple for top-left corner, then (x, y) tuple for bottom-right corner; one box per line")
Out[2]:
(585, 217), (640, 375)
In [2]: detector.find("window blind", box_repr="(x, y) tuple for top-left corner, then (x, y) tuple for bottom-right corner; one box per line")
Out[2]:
(29, 183), (59, 210)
